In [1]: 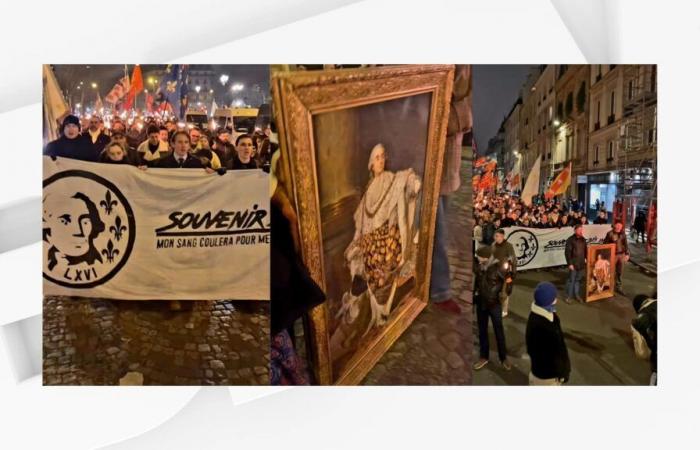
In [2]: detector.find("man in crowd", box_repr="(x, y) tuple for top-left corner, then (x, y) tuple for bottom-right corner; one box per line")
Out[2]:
(526, 281), (570, 385)
(229, 134), (258, 170)
(212, 128), (235, 164)
(491, 228), (516, 317)
(153, 131), (211, 170)
(631, 294), (657, 385)
(564, 224), (587, 303)
(594, 210), (608, 224)
(158, 126), (170, 144)
(604, 221), (631, 295)
(44, 115), (96, 162)
(137, 125), (169, 163)
(83, 115), (110, 157)
(473, 246), (511, 372)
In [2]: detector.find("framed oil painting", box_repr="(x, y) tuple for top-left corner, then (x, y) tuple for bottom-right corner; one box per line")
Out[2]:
(586, 243), (617, 302)
(272, 65), (454, 384)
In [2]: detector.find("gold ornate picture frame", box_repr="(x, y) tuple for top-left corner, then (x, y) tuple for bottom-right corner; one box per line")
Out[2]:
(272, 65), (454, 385)
(586, 243), (617, 302)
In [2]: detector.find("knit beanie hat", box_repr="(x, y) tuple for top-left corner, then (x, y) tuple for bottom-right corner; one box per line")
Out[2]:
(534, 281), (558, 312)
(62, 114), (81, 131)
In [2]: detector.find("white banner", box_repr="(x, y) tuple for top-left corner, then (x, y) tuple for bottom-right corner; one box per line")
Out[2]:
(503, 225), (611, 271)
(42, 157), (270, 300)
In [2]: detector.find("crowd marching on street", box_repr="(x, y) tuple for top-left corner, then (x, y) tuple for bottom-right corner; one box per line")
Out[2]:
(471, 189), (657, 385)
(44, 113), (275, 173)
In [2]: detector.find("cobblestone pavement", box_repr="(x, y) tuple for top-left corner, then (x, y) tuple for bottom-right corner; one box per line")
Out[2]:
(363, 149), (474, 385)
(43, 297), (270, 386)
(472, 262), (656, 386)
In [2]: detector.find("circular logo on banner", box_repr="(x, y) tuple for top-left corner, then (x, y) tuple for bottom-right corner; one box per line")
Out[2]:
(507, 228), (539, 267)
(42, 170), (135, 288)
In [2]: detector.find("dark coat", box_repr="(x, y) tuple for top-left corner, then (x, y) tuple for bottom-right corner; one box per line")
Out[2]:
(481, 222), (496, 245)
(474, 258), (505, 310)
(604, 229), (630, 255)
(152, 152), (206, 169)
(44, 135), (97, 162)
(82, 130), (111, 157)
(271, 202), (325, 335)
(228, 154), (258, 170)
(526, 309), (571, 381)
(565, 234), (587, 270)
(632, 300), (657, 372)
(634, 214), (646, 232)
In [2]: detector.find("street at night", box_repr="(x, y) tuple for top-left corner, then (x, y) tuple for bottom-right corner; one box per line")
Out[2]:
(472, 254), (655, 385)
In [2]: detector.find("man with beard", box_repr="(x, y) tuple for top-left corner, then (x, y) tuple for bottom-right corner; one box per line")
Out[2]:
(44, 115), (96, 162)
(604, 221), (631, 295)
(82, 115), (111, 158)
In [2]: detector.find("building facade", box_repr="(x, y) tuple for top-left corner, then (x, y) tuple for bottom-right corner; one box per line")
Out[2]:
(552, 64), (590, 202)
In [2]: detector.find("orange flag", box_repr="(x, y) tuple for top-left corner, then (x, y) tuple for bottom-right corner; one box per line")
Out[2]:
(124, 65), (144, 110)
(544, 162), (572, 200)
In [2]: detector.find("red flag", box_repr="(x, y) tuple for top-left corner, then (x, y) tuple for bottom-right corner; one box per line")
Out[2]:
(483, 161), (497, 173)
(646, 202), (657, 252)
(146, 93), (154, 113)
(124, 65), (144, 110)
(544, 162), (572, 200)
(105, 76), (130, 104)
(475, 156), (488, 168)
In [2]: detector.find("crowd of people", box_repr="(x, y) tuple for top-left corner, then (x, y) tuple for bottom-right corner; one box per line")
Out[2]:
(472, 188), (657, 385)
(43, 113), (275, 172)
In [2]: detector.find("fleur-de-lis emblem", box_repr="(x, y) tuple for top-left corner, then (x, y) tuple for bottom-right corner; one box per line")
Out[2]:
(101, 239), (120, 263)
(100, 191), (118, 215)
(109, 216), (127, 241)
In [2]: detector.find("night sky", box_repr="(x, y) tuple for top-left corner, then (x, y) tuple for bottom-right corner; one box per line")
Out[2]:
(473, 65), (537, 155)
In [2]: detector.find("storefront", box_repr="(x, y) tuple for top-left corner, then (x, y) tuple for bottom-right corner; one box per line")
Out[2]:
(585, 171), (619, 221)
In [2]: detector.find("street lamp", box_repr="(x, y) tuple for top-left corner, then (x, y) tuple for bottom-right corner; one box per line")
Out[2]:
(91, 82), (97, 89)
(553, 119), (561, 127)
(231, 83), (244, 92)
(219, 74), (229, 86)
(195, 85), (201, 93)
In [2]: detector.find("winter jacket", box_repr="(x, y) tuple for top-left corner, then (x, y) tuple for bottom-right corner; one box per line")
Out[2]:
(44, 135), (98, 162)
(526, 304), (571, 382)
(474, 258), (505, 310)
(565, 234), (587, 270)
(631, 298), (657, 373)
(604, 229), (630, 256)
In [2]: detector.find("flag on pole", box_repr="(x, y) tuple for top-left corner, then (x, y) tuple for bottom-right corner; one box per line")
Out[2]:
(124, 65), (143, 110)
(544, 162), (572, 200)
(155, 64), (189, 119)
(210, 99), (219, 117)
(42, 65), (70, 142)
(521, 155), (542, 206)
(95, 92), (103, 114)
(179, 65), (190, 119)
(646, 201), (657, 253)
(105, 76), (130, 104)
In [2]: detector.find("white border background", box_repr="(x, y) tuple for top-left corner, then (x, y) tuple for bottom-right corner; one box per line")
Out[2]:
(0, 0), (696, 448)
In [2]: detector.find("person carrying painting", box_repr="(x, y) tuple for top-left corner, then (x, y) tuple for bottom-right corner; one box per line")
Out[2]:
(604, 221), (631, 296)
(564, 224), (587, 303)
(526, 282), (571, 386)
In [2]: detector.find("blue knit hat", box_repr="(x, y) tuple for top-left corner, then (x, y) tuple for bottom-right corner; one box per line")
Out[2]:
(534, 282), (558, 311)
